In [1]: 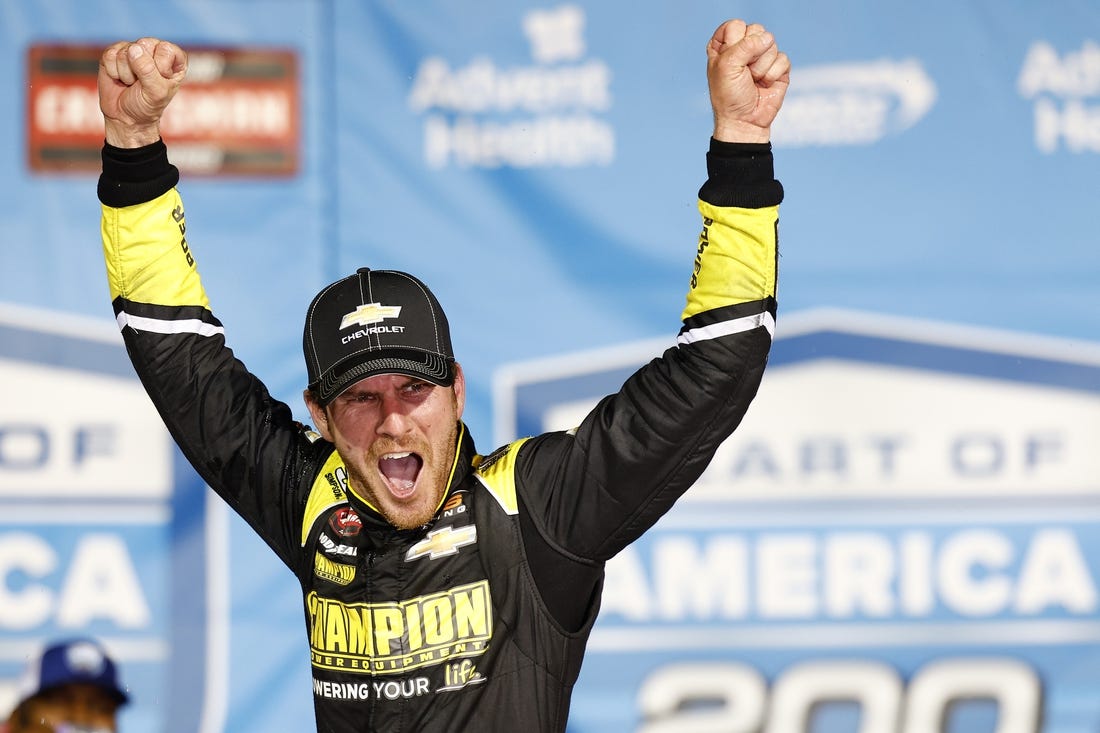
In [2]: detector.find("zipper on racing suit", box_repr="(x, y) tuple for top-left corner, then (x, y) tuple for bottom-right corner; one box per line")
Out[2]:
(363, 548), (377, 728)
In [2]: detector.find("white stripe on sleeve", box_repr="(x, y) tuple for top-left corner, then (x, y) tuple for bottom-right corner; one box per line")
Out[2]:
(676, 310), (774, 347)
(116, 311), (225, 337)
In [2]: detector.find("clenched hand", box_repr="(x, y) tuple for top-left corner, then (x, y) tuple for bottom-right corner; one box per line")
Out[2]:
(98, 38), (188, 148)
(707, 20), (791, 143)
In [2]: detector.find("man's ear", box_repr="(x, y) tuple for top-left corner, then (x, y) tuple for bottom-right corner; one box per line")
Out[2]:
(452, 362), (466, 419)
(303, 389), (333, 442)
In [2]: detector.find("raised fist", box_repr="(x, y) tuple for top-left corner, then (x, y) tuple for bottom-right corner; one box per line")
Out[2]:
(707, 20), (791, 143)
(98, 38), (188, 147)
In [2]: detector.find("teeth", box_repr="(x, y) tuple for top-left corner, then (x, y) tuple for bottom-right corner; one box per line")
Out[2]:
(378, 451), (420, 496)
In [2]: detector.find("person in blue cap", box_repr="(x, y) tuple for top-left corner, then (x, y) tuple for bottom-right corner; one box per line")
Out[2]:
(3, 638), (128, 733)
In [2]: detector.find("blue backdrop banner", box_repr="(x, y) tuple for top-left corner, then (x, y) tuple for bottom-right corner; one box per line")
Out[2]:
(1, 2), (1098, 731)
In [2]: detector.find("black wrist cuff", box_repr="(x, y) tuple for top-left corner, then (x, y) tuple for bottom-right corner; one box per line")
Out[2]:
(97, 139), (180, 208)
(699, 138), (784, 208)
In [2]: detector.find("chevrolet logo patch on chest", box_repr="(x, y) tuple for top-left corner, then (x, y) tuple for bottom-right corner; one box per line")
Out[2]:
(340, 303), (402, 329)
(406, 525), (478, 561)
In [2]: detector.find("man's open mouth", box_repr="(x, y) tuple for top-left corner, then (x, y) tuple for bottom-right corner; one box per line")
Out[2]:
(379, 452), (424, 499)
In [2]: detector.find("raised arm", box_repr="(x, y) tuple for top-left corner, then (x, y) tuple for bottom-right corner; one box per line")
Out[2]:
(514, 20), (789, 564)
(97, 39), (314, 570)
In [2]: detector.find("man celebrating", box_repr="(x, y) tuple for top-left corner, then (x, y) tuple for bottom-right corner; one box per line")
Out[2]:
(97, 19), (788, 732)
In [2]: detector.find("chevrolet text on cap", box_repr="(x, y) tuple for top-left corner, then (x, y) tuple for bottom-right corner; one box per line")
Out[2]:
(303, 267), (455, 405)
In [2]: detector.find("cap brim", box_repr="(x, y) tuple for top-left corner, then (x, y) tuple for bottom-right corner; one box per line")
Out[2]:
(32, 680), (129, 708)
(314, 349), (454, 405)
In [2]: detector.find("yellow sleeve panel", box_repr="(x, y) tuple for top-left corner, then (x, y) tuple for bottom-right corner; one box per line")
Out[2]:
(682, 201), (778, 321)
(473, 439), (530, 516)
(301, 450), (349, 546)
(101, 188), (210, 308)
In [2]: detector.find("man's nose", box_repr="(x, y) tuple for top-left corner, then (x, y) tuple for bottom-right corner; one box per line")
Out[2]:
(375, 397), (412, 436)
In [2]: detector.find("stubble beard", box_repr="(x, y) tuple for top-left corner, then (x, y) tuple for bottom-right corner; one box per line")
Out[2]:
(346, 420), (459, 530)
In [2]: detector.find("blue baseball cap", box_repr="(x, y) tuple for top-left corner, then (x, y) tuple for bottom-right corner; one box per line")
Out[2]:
(15, 638), (129, 707)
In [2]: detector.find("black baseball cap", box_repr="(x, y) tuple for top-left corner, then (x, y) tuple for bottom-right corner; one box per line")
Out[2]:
(304, 267), (455, 405)
(15, 638), (129, 707)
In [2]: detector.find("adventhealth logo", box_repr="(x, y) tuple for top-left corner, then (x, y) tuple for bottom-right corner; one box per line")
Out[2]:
(1018, 39), (1100, 153)
(406, 4), (614, 169)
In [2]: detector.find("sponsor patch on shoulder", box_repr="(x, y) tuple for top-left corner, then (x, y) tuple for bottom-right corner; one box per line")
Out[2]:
(329, 507), (362, 537)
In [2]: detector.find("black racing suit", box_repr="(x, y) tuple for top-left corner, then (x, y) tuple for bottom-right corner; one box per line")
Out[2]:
(98, 138), (781, 732)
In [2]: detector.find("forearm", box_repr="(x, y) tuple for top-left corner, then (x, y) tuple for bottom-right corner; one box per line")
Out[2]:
(99, 142), (203, 311)
(521, 141), (781, 561)
(681, 139), (781, 362)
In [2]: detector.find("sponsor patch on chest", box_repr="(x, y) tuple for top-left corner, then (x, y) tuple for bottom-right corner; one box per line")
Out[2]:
(405, 524), (478, 561)
(314, 552), (356, 585)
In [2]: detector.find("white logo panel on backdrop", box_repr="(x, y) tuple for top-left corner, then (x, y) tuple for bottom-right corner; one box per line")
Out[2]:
(494, 308), (1100, 732)
(0, 304), (226, 733)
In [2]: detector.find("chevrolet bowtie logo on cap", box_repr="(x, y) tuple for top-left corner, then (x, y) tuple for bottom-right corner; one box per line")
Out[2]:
(339, 303), (402, 330)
